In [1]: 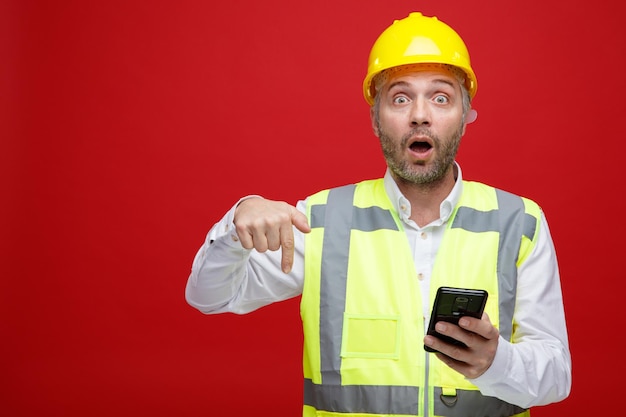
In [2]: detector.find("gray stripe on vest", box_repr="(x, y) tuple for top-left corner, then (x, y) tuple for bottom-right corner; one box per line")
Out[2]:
(433, 387), (526, 417)
(303, 379), (525, 417)
(496, 189), (525, 339)
(304, 378), (419, 415)
(318, 185), (356, 385)
(313, 187), (399, 388)
(523, 211), (537, 240)
(310, 204), (326, 229)
(450, 189), (535, 339)
(311, 205), (398, 231)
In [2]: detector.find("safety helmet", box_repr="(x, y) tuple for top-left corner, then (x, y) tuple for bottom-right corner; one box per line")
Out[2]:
(363, 12), (477, 105)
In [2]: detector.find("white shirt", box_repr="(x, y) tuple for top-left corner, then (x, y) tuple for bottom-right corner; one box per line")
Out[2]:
(185, 163), (572, 409)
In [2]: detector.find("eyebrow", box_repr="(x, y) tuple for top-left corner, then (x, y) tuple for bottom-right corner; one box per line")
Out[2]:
(387, 78), (457, 92)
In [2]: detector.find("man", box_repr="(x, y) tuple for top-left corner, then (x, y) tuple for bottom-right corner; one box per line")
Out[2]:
(185, 12), (571, 417)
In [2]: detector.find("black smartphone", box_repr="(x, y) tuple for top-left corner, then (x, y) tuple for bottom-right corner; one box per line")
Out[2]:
(424, 286), (488, 353)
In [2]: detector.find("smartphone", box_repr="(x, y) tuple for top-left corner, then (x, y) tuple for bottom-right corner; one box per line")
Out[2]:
(424, 286), (488, 353)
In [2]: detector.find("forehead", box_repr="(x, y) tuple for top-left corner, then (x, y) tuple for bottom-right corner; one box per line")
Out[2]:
(376, 64), (462, 93)
(387, 68), (458, 89)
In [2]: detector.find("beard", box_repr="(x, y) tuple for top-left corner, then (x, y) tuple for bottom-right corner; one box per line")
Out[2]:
(378, 122), (463, 186)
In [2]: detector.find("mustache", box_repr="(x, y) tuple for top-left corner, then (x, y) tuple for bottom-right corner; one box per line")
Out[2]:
(402, 127), (437, 145)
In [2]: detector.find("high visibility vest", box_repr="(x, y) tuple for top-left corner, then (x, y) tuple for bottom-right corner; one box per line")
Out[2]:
(301, 178), (540, 417)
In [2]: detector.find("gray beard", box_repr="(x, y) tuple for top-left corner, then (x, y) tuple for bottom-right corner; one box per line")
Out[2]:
(378, 124), (463, 186)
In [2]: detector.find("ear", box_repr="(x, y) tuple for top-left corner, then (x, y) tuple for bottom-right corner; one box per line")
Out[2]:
(370, 106), (380, 137)
(461, 109), (477, 136)
(465, 109), (477, 124)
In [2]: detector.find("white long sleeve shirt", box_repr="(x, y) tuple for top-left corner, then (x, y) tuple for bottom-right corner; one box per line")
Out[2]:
(185, 164), (572, 409)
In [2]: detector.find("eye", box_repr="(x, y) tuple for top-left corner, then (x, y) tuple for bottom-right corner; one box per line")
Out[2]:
(393, 95), (409, 105)
(434, 95), (449, 104)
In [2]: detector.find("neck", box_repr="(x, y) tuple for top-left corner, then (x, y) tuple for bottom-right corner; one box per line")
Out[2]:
(393, 165), (457, 227)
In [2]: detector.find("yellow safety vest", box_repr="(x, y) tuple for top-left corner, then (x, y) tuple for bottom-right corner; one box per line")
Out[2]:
(301, 178), (540, 417)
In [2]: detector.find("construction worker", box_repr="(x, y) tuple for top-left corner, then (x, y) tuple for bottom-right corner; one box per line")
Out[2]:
(185, 12), (571, 416)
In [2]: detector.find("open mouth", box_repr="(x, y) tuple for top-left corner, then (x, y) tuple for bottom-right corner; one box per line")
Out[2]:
(409, 140), (433, 153)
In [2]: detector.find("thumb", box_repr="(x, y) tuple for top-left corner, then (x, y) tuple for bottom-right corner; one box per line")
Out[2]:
(291, 208), (311, 234)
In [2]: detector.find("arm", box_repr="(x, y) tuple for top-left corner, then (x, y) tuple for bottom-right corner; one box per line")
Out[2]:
(185, 197), (309, 315)
(469, 212), (572, 407)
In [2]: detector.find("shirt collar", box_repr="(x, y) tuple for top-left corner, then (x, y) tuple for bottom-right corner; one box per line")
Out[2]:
(383, 162), (464, 226)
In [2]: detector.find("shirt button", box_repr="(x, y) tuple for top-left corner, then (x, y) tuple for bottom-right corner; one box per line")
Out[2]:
(400, 204), (408, 213)
(417, 273), (424, 281)
(420, 232), (428, 240)
(231, 234), (239, 242)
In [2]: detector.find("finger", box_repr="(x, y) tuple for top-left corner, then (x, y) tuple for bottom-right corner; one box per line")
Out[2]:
(423, 335), (440, 352)
(250, 227), (270, 252)
(458, 316), (480, 329)
(279, 220), (295, 273)
(235, 223), (255, 250)
(279, 207), (310, 273)
(459, 314), (498, 341)
(234, 198), (263, 250)
(264, 221), (282, 251)
(291, 209), (311, 234)
(235, 217), (270, 252)
(433, 322), (473, 353)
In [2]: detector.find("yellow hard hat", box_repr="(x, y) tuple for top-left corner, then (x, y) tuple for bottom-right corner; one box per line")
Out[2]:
(363, 12), (477, 105)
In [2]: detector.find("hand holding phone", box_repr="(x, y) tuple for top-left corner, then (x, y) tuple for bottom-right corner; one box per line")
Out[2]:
(424, 287), (488, 353)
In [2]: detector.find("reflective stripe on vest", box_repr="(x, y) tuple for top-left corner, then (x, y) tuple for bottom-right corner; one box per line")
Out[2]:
(303, 180), (536, 417)
(304, 379), (527, 416)
(451, 189), (537, 340)
(309, 185), (401, 387)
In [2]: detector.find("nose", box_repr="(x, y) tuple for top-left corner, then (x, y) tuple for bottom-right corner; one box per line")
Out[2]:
(410, 98), (431, 127)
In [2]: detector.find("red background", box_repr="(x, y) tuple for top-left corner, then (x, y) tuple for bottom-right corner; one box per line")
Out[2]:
(2, 1), (624, 415)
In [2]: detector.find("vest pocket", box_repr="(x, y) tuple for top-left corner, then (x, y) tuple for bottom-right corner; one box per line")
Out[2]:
(340, 313), (400, 359)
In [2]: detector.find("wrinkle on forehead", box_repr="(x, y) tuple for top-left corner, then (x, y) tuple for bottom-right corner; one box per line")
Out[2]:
(374, 63), (465, 95)
(386, 77), (457, 94)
